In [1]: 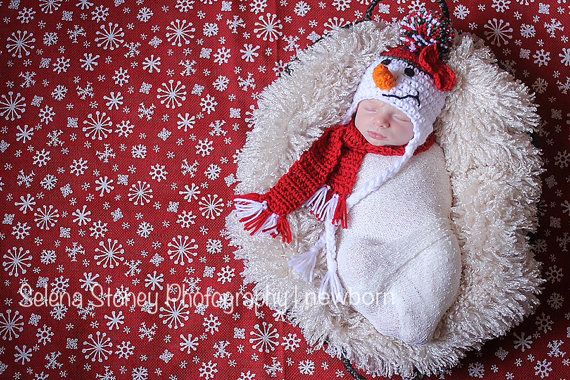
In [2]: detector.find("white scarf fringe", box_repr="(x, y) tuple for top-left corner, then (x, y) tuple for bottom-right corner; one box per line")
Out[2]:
(304, 185), (330, 220)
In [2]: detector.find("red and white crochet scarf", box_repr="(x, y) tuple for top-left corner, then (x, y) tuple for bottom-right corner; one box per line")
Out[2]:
(234, 117), (435, 243)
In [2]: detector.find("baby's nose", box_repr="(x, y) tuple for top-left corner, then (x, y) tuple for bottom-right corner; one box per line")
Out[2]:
(372, 64), (396, 91)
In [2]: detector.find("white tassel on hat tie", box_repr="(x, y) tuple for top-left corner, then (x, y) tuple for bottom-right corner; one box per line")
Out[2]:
(318, 219), (346, 304)
(288, 235), (326, 283)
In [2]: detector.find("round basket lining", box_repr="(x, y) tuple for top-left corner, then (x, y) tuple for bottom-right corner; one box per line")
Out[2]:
(225, 21), (544, 378)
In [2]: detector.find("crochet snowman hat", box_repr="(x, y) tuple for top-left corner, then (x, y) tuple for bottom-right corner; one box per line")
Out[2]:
(342, 8), (457, 149)
(289, 8), (459, 303)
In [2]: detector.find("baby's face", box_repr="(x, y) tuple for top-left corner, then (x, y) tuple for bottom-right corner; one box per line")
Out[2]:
(354, 99), (414, 146)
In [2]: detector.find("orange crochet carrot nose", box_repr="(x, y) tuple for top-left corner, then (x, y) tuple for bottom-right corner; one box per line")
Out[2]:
(373, 64), (396, 90)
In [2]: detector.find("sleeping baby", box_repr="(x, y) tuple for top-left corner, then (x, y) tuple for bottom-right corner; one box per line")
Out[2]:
(233, 9), (462, 345)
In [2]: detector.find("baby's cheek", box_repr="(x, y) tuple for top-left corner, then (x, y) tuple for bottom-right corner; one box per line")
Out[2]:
(403, 124), (414, 139)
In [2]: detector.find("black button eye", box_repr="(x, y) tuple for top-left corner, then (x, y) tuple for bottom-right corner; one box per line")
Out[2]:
(404, 67), (415, 77)
(381, 58), (391, 65)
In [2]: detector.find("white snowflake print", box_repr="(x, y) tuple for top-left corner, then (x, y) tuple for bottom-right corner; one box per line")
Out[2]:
(39, 0), (63, 14)
(203, 314), (220, 335)
(13, 345), (33, 365)
(94, 22), (125, 50)
(213, 47), (231, 65)
(281, 333), (301, 351)
(205, 239), (222, 254)
(52, 56), (71, 74)
(142, 54), (161, 73)
(157, 79), (187, 109)
(32, 149), (51, 167)
(323, 16), (349, 34)
(560, 47), (570, 66)
(115, 120), (135, 137)
(103, 91), (123, 110)
(0, 309), (25, 340)
(198, 194), (224, 219)
(453, 4), (470, 20)
(14, 193), (36, 214)
(89, 220), (109, 239)
(79, 52), (100, 71)
(128, 181), (154, 205)
(254, 13), (283, 42)
(0, 91), (26, 121)
(332, 0), (351, 12)
(33, 205), (60, 230)
(533, 49), (551, 67)
(179, 183), (201, 202)
(294, 1), (311, 17)
(492, 0), (511, 13)
(199, 360), (218, 380)
(483, 18), (513, 46)
(165, 19), (195, 46)
(15, 124), (34, 143)
(534, 359), (552, 378)
(38, 104), (55, 125)
(112, 67), (130, 86)
(176, 210), (197, 228)
(298, 359), (315, 375)
(520, 23), (536, 38)
(179, 333), (199, 353)
(174, 0), (194, 12)
(82, 111), (113, 140)
(167, 235), (198, 265)
(249, 322), (279, 353)
(95, 176), (114, 196)
(36, 324), (54, 346)
(217, 266), (235, 284)
(72, 205), (92, 226)
(69, 157), (88, 177)
(513, 331), (533, 351)
(200, 94), (217, 114)
(176, 113), (196, 132)
(240, 44), (260, 62)
(158, 299), (190, 329)
(12, 222), (31, 240)
(79, 272), (100, 292)
(149, 164), (168, 182)
(195, 138), (214, 157)
(467, 361), (484, 378)
(82, 331), (113, 362)
(94, 239), (125, 269)
(6, 30), (35, 58)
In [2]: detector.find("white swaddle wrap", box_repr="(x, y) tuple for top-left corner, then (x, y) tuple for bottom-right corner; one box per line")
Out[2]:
(336, 143), (462, 345)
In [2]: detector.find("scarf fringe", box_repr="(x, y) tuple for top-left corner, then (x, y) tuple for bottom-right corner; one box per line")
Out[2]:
(305, 185), (330, 220)
(234, 193), (292, 243)
(332, 194), (348, 228)
(306, 186), (348, 229)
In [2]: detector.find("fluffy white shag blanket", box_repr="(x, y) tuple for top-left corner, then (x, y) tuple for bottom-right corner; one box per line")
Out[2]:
(224, 20), (545, 379)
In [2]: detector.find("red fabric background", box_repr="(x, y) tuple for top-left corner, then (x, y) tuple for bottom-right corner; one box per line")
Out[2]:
(0, 0), (568, 379)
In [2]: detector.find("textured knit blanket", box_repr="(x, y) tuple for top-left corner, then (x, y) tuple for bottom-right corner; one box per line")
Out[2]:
(336, 143), (462, 344)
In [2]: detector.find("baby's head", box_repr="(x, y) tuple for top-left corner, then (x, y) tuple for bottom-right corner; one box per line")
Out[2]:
(342, 9), (458, 151)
